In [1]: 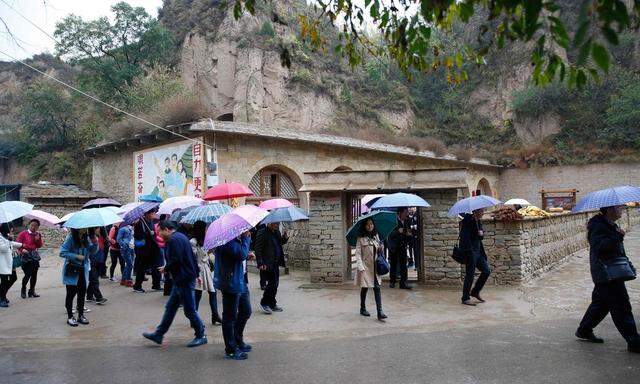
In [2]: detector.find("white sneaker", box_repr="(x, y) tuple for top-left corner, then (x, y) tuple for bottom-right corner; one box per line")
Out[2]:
(260, 304), (272, 314)
(67, 317), (78, 327)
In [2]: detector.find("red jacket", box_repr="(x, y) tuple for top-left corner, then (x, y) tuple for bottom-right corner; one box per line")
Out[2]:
(108, 226), (120, 250)
(17, 230), (44, 253)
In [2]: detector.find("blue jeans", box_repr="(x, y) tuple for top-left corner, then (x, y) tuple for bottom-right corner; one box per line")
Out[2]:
(221, 290), (252, 354)
(121, 248), (133, 281)
(462, 251), (491, 301)
(156, 281), (205, 338)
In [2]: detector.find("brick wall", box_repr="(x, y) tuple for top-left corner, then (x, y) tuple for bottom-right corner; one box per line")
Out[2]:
(499, 163), (640, 206)
(309, 193), (344, 283)
(283, 221), (310, 270)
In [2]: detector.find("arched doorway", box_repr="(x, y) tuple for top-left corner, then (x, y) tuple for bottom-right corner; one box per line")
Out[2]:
(475, 178), (493, 197)
(247, 165), (302, 206)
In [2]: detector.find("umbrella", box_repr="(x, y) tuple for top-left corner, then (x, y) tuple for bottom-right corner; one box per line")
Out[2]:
(57, 212), (75, 225)
(169, 205), (199, 222)
(120, 202), (143, 216)
(573, 186), (640, 213)
(139, 194), (163, 203)
(370, 192), (431, 210)
(0, 201), (34, 223)
(103, 206), (125, 215)
(261, 206), (309, 225)
(180, 203), (233, 224)
(363, 194), (386, 209)
(158, 196), (203, 215)
(203, 205), (268, 250)
(24, 209), (61, 228)
(203, 182), (254, 201)
(346, 211), (398, 247)
(259, 198), (293, 210)
(447, 195), (502, 218)
(504, 198), (532, 206)
(82, 198), (121, 209)
(122, 202), (159, 226)
(63, 208), (123, 229)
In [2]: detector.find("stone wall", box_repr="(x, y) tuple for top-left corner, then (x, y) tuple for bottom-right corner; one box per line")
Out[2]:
(308, 193), (344, 284)
(499, 163), (640, 207)
(421, 189), (462, 286)
(92, 149), (134, 204)
(283, 221), (310, 270)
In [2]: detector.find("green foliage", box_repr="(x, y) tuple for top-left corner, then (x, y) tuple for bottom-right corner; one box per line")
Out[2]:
(511, 83), (569, 117)
(121, 66), (189, 112)
(604, 81), (640, 149)
(258, 21), (276, 37)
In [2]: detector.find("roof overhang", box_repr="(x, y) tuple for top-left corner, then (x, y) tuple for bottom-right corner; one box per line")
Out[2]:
(300, 168), (469, 192)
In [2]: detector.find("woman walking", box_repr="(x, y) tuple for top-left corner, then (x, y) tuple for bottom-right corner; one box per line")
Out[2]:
(60, 228), (96, 326)
(576, 206), (640, 353)
(0, 223), (22, 307)
(191, 221), (221, 325)
(17, 219), (44, 298)
(116, 223), (134, 287)
(108, 223), (124, 282)
(86, 227), (108, 305)
(459, 208), (491, 306)
(354, 218), (387, 322)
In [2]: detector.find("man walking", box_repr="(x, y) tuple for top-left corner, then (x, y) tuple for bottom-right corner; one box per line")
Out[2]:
(255, 222), (288, 314)
(388, 207), (412, 289)
(133, 209), (162, 293)
(459, 208), (491, 306)
(142, 221), (207, 348)
(215, 232), (253, 360)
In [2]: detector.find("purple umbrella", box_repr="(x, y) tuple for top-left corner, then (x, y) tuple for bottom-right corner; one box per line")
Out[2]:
(203, 205), (268, 250)
(83, 198), (121, 209)
(122, 202), (159, 226)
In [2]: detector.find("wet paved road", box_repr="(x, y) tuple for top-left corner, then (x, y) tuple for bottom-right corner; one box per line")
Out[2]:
(1, 231), (639, 383)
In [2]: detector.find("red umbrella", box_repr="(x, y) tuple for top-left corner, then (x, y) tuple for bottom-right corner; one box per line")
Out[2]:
(203, 182), (254, 201)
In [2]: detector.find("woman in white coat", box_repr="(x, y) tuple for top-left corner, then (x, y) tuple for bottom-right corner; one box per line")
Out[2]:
(354, 218), (387, 322)
(0, 223), (22, 307)
(191, 221), (221, 325)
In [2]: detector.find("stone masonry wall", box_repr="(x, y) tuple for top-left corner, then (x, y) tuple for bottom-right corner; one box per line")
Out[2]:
(309, 193), (343, 284)
(92, 149), (134, 205)
(283, 221), (310, 270)
(422, 189), (462, 286)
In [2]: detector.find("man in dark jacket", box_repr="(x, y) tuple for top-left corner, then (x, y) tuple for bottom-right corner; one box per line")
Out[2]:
(576, 206), (640, 353)
(214, 233), (253, 360)
(255, 223), (289, 314)
(143, 221), (207, 348)
(459, 209), (491, 306)
(133, 210), (162, 293)
(388, 207), (412, 289)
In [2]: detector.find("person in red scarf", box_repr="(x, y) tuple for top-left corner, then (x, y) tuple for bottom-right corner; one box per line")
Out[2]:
(17, 219), (44, 298)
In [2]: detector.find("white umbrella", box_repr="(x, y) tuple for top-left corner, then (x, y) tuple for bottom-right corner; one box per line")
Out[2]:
(57, 212), (77, 225)
(158, 196), (203, 215)
(504, 198), (532, 206)
(447, 195), (502, 218)
(24, 209), (61, 228)
(0, 201), (34, 223)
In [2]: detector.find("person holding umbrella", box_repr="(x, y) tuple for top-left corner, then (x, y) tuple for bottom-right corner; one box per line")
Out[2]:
(0, 223), (22, 307)
(459, 208), (491, 306)
(255, 222), (289, 314)
(388, 207), (412, 290)
(191, 221), (222, 325)
(133, 208), (162, 293)
(60, 228), (97, 326)
(17, 219), (44, 299)
(354, 218), (387, 321)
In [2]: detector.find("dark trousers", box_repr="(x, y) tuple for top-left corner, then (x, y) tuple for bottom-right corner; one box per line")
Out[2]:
(221, 290), (252, 354)
(462, 252), (491, 301)
(21, 260), (39, 293)
(259, 269), (267, 289)
(155, 282), (205, 338)
(109, 249), (124, 278)
(134, 259), (161, 290)
(163, 273), (173, 296)
(389, 247), (408, 284)
(65, 272), (86, 318)
(86, 261), (103, 300)
(260, 265), (280, 308)
(195, 289), (220, 318)
(360, 277), (382, 313)
(0, 270), (18, 301)
(579, 281), (640, 345)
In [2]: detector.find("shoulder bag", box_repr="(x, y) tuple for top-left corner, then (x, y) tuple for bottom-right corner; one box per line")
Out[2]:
(600, 257), (636, 282)
(375, 241), (390, 276)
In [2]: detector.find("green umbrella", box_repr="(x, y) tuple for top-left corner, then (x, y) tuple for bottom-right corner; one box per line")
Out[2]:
(346, 211), (397, 247)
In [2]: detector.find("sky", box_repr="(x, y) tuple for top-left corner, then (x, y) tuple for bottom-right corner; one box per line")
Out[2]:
(0, 0), (163, 61)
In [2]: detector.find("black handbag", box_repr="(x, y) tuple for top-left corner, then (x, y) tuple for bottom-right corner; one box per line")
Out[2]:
(64, 262), (84, 277)
(600, 257), (636, 282)
(375, 247), (390, 276)
(451, 245), (466, 264)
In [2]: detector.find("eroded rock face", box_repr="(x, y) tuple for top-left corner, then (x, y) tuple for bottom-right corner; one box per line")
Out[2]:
(515, 113), (562, 145)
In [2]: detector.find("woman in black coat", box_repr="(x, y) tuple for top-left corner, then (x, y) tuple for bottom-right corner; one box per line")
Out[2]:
(576, 206), (640, 353)
(459, 208), (491, 306)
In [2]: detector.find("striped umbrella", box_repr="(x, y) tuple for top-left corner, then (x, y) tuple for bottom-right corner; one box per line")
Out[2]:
(169, 205), (199, 222)
(180, 203), (233, 224)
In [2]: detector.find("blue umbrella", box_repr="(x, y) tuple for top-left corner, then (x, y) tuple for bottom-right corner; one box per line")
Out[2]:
(0, 201), (34, 223)
(180, 203), (233, 224)
(169, 205), (199, 222)
(122, 202), (159, 226)
(447, 195), (502, 218)
(346, 211), (398, 247)
(261, 206), (309, 224)
(573, 186), (640, 213)
(370, 192), (431, 210)
(139, 194), (163, 203)
(63, 208), (122, 229)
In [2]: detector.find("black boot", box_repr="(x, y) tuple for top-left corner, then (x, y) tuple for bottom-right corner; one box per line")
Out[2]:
(374, 287), (387, 321)
(21, 286), (26, 299)
(360, 288), (370, 316)
(212, 313), (222, 325)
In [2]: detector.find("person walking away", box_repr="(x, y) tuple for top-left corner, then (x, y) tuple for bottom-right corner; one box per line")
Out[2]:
(408, 207), (419, 270)
(459, 208), (491, 306)
(388, 208), (412, 289)
(100, 225), (110, 279)
(255, 222), (288, 314)
(250, 224), (267, 290)
(116, 224), (134, 287)
(576, 206), (640, 353)
(60, 228), (96, 326)
(17, 219), (44, 298)
(155, 220), (172, 296)
(354, 218), (387, 322)
(108, 223), (124, 282)
(191, 221), (221, 325)
(133, 210), (162, 293)
(142, 221), (207, 348)
(215, 232), (253, 360)
(86, 228), (108, 305)
(0, 224), (22, 307)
